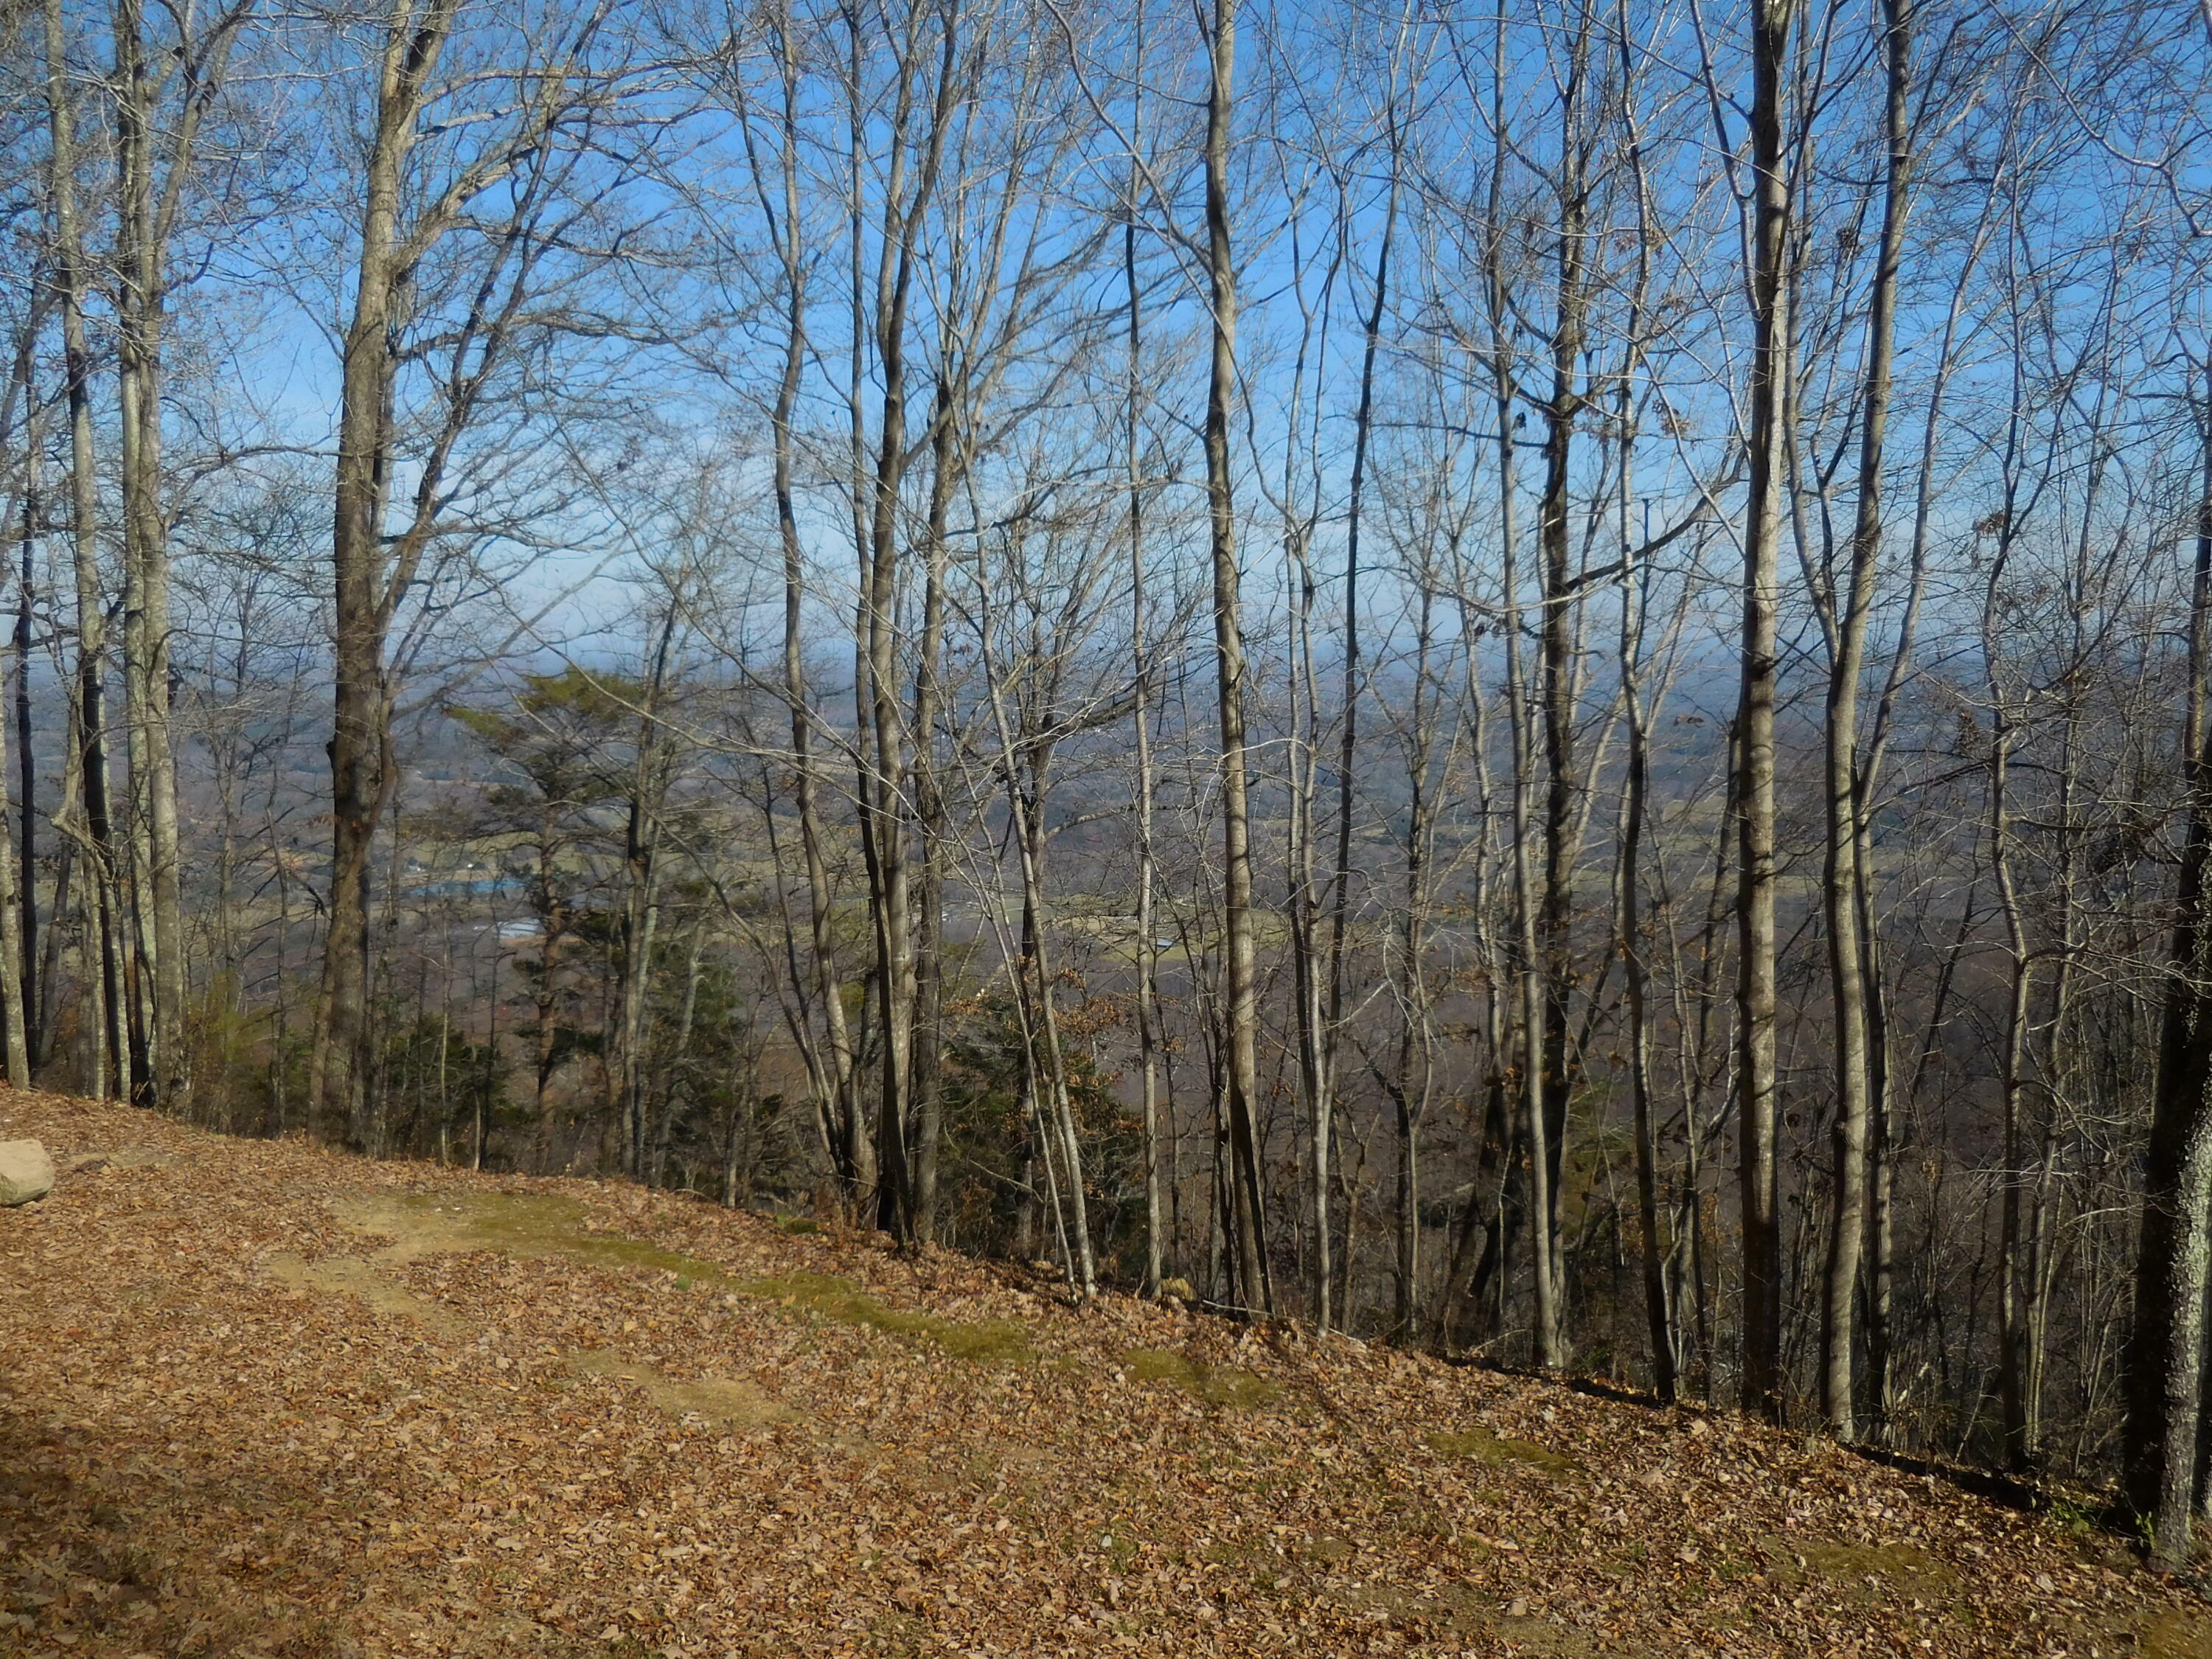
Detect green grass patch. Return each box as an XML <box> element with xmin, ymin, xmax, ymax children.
<box><xmin>2144</xmin><ymin>1610</ymin><xmax>2212</xmax><ymax>1659</ymax></box>
<box><xmin>335</xmin><ymin>1191</ymin><xmax>1030</xmax><ymax>1363</ymax></box>
<box><xmin>1425</xmin><ymin>1425</ymin><xmax>1583</xmax><ymax>1478</ymax></box>
<box><xmin>1757</xmin><ymin>1535</ymin><xmax>1958</xmax><ymax>1607</ymax></box>
<box><xmin>737</xmin><ymin>1270</ymin><xmax>1031</xmax><ymax>1363</ymax></box>
<box><xmin>342</xmin><ymin>1192</ymin><xmax>731</xmax><ymax>1284</ymax></box>
<box><xmin>1124</xmin><ymin>1348</ymin><xmax>1281</xmax><ymax>1411</ymax></box>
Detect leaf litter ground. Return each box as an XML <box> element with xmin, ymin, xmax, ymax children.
<box><xmin>0</xmin><ymin>1091</ymin><xmax>2201</xmax><ymax>1658</ymax></box>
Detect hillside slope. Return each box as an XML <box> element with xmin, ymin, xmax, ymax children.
<box><xmin>0</xmin><ymin>1090</ymin><xmax>2198</xmax><ymax>1659</ymax></box>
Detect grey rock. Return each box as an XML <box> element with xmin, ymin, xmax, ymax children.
<box><xmin>0</xmin><ymin>1138</ymin><xmax>53</xmax><ymax>1206</ymax></box>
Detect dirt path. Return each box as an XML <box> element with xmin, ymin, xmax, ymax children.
<box><xmin>0</xmin><ymin>1091</ymin><xmax>2196</xmax><ymax>1658</ymax></box>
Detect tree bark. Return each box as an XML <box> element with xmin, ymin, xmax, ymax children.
<box><xmin>619</xmin><ymin>621</ymin><xmax>675</xmax><ymax>1180</ymax></box>
<box><xmin>0</xmin><ymin>465</ymin><xmax>31</xmax><ymax>1088</ymax></box>
<box><xmin>1325</xmin><ymin>147</ymin><xmax>1399</xmax><ymax>1335</ymax></box>
<box><xmin>15</xmin><ymin>540</ymin><xmax>35</xmax><ymax>1079</ymax></box>
<box><xmin>1818</xmin><ymin>0</ymin><xmax>1910</xmax><ymax>1439</ymax></box>
<box><xmin>1534</xmin><ymin>2</ymin><xmax>1593</xmax><ymax>1374</ymax></box>
<box><xmin>1390</xmin><ymin>577</ymin><xmax>1441</xmax><ymax>1343</ymax></box>
<box><xmin>1200</xmin><ymin>0</ymin><xmax>1268</xmax><ymax>1316</ymax></box>
<box><xmin>1611</xmin><ymin>6</ymin><xmax>1672</xmax><ymax>1402</ymax></box>
<box><xmin>2123</xmin><ymin>360</ymin><xmax>2212</xmax><ymax>1558</ymax></box>
<box><xmin>313</xmin><ymin>0</ymin><xmax>464</xmax><ymax>1146</ymax></box>
<box><xmin>1484</xmin><ymin>3</ymin><xmax>1559</xmax><ymax>1370</ymax></box>
<box><xmin>1736</xmin><ymin>0</ymin><xmax>1795</xmax><ymax>1424</ymax></box>
<box><xmin>43</xmin><ymin>0</ymin><xmax>125</xmax><ymax>1103</ymax></box>
<box><xmin>1124</xmin><ymin>40</ymin><xmax>1164</xmax><ymax>1295</ymax></box>
<box><xmin>852</xmin><ymin>7</ymin><xmax>959</xmax><ymax>1238</ymax></box>
<box><xmin>313</xmin><ymin>0</ymin><xmax>584</xmax><ymax>1145</ymax></box>
<box><xmin>737</xmin><ymin>0</ymin><xmax>863</xmax><ymax>1208</ymax></box>
<box><xmin>0</xmin><ymin>321</ymin><xmax>44</xmax><ymax>1093</ymax></box>
<box><xmin>906</xmin><ymin>366</ymin><xmax>959</xmax><ymax>1244</ymax></box>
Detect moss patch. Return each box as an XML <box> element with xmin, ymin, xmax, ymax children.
<box><xmin>1486</xmin><ymin>1613</ymin><xmax>1596</xmax><ymax>1655</ymax></box>
<box><xmin>738</xmin><ymin>1270</ymin><xmax>1032</xmax><ymax>1364</ymax></box>
<box><xmin>1757</xmin><ymin>1536</ymin><xmax>1958</xmax><ymax>1606</ymax></box>
<box><xmin>330</xmin><ymin>1192</ymin><xmax>730</xmax><ymax>1283</ymax></box>
<box><xmin>262</xmin><ymin>1251</ymin><xmax>470</xmax><ymax>1336</ymax></box>
<box><xmin>567</xmin><ymin>1348</ymin><xmax>787</xmax><ymax>1429</ymax></box>
<box><xmin>1124</xmin><ymin>1348</ymin><xmax>1281</xmax><ymax>1411</ymax></box>
<box><xmin>2143</xmin><ymin>1610</ymin><xmax>2212</xmax><ymax>1659</ymax></box>
<box><xmin>329</xmin><ymin>1194</ymin><xmax>1032</xmax><ymax>1365</ymax></box>
<box><xmin>1425</xmin><ymin>1425</ymin><xmax>1583</xmax><ymax>1478</ymax></box>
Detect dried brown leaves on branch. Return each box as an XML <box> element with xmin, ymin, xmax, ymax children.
<box><xmin>0</xmin><ymin>1091</ymin><xmax>2197</xmax><ymax>1658</ymax></box>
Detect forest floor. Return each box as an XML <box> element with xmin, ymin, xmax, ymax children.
<box><xmin>0</xmin><ymin>1089</ymin><xmax>2203</xmax><ymax>1659</ymax></box>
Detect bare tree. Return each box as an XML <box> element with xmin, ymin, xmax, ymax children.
<box><xmin>2124</xmin><ymin>357</ymin><xmax>2212</xmax><ymax>1565</ymax></box>
<box><xmin>310</xmin><ymin>0</ymin><xmax>618</xmax><ymax>1145</ymax></box>
<box><xmin>109</xmin><ymin>0</ymin><xmax>256</xmax><ymax>1113</ymax></box>
<box><xmin>41</xmin><ymin>0</ymin><xmax>128</xmax><ymax>1101</ymax></box>
<box><xmin>1200</xmin><ymin>0</ymin><xmax>1268</xmax><ymax>1315</ymax></box>
<box><xmin>1817</xmin><ymin>0</ymin><xmax>1913</xmax><ymax>1441</ymax></box>
<box><xmin>1733</xmin><ymin>0</ymin><xmax>1795</xmax><ymax>1423</ymax></box>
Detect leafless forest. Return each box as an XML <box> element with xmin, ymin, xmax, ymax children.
<box><xmin>7</xmin><ymin>0</ymin><xmax>2212</xmax><ymax>1562</ymax></box>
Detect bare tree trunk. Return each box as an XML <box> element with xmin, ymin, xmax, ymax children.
<box><xmin>113</xmin><ymin>0</ymin><xmax>166</xmax><ymax>1110</ymax></box>
<box><xmin>832</xmin><ymin>17</ymin><xmax>883</xmax><ymax>1217</ymax></box>
<box><xmin>1124</xmin><ymin>66</ymin><xmax>1164</xmax><ymax>1294</ymax></box>
<box><xmin>1200</xmin><ymin>0</ymin><xmax>1268</xmax><ymax>1315</ymax></box>
<box><xmin>740</xmin><ymin>1</ymin><xmax>863</xmax><ymax>1208</ymax></box>
<box><xmin>1818</xmin><ymin>0</ymin><xmax>1910</xmax><ymax>1439</ymax></box>
<box><xmin>1857</xmin><ymin>178</ymin><xmax>1991</xmax><ymax>1437</ymax></box>
<box><xmin>1984</xmin><ymin>554</ymin><xmax>2035</xmax><ymax>1472</ymax></box>
<box><xmin>0</xmin><ymin>347</ymin><xmax>42</xmax><ymax>1092</ymax></box>
<box><xmin>1609</xmin><ymin>7</ymin><xmax>1672</xmax><ymax>1400</ymax></box>
<box><xmin>1482</xmin><ymin>5</ymin><xmax>1559</xmax><ymax>1370</ymax></box>
<box><xmin>1276</xmin><ymin>179</ymin><xmax>1331</xmax><ymax>1328</ymax></box>
<box><xmin>1287</xmin><ymin>411</ymin><xmax>1326</xmax><ymax>1325</ymax></box>
<box><xmin>851</xmin><ymin>7</ymin><xmax>959</xmax><ymax>1238</ymax></box>
<box><xmin>14</xmin><ymin>358</ymin><xmax>38</xmax><ymax>1076</ymax></box>
<box><xmin>973</xmin><ymin>624</ymin><xmax>1091</xmax><ymax>1295</ymax></box>
<box><xmin>1324</xmin><ymin>145</ymin><xmax>1400</xmax><ymax>1335</ymax></box>
<box><xmin>113</xmin><ymin>0</ymin><xmax>248</xmax><ymax>1113</ymax></box>
<box><xmin>2123</xmin><ymin>361</ymin><xmax>2212</xmax><ymax>1559</ymax></box>
<box><xmin>1389</xmin><ymin>577</ymin><xmax>1441</xmax><ymax>1343</ymax></box>
<box><xmin>1736</xmin><ymin>0</ymin><xmax>1796</xmax><ymax>1423</ymax></box>
<box><xmin>654</xmin><ymin>922</ymin><xmax>704</xmax><ymax>1191</ymax></box>
<box><xmin>619</xmin><ymin>613</ymin><xmax>676</xmax><ymax>1178</ymax></box>
<box><xmin>0</xmin><ymin>491</ymin><xmax>29</xmax><ymax>1088</ymax></box>
<box><xmin>1533</xmin><ymin>1</ymin><xmax>1593</xmax><ymax>1374</ymax></box>
<box><xmin>313</xmin><ymin>1</ymin><xmax>588</xmax><ymax>1147</ymax></box>
<box><xmin>1619</xmin><ymin>536</ymin><xmax>1668</xmax><ymax>1397</ymax></box>
<box><xmin>1018</xmin><ymin>790</ymin><xmax>1095</xmax><ymax>1297</ymax></box>
<box><xmin>1442</xmin><ymin>584</ymin><xmax>1511</xmax><ymax>1351</ymax></box>
<box><xmin>67</xmin><ymin>856</ymin><xmax>102</xmax><ymax>1094</ymax></box>
<box><xmin>313</xmin><ymin>0</ymin><xmax>463</xmax><ymax>1146</ymax></box>
<box><xmin>907</xmin><ymin>371</ymin><xmax>959</xmax><ymax>1243</ymax></box>
<box><xmin>116</xmin><ymin>6</ymin><xmax>163</xmax><ymax>1112</ymax></box>
<box><xmin>43</xmin><ymin>0</ymin><xmax>122</xmax><ymax>1103</ymax></box>
<box><xmin>1613</xmin><ymin>133</ymin><xmax>1670</xmax><ymax>1406</ymax></box>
